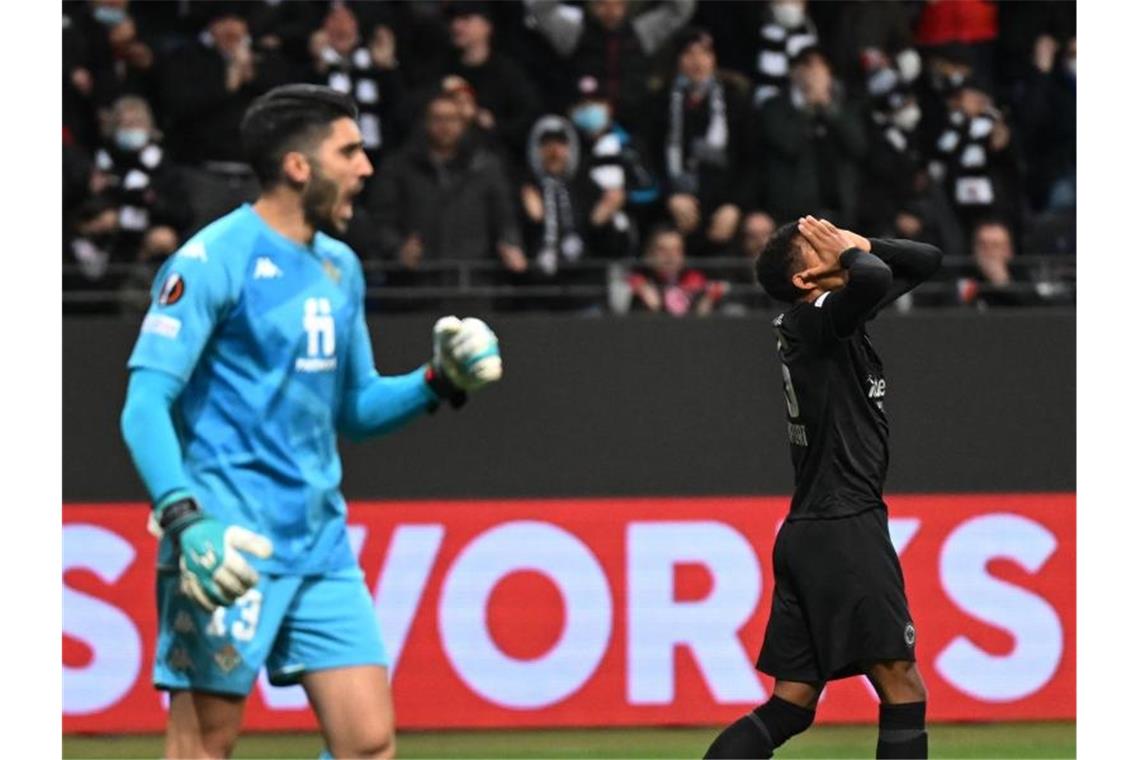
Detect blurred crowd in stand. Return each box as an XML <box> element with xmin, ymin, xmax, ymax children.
<box><xmin>63</xmin><ymin>0</ymin><xmax>1076</xmax><ymax>314</ymax></box>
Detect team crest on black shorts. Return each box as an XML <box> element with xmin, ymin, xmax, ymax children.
<box><xmin>904</xmin><ymin>623</ymin><xmax>917</xmax><ymax>647</ymax></box>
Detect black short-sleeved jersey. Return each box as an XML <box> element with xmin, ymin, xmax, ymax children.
<box><xmin>766</xmin><ymin>238</ymin><xmax>943</xmax><ymax>520</ymax></box>
<box><xmin>773</xmin><ymin>296</ymin><xmax>889</xmax><ymax>519</ymax></box>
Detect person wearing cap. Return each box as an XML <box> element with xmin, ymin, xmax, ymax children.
<box><xmin>752</xmin><ymin>46</ymin><xmax>866</xmax><ymax>229</ymax></box>
<box><xmin>653</xmin><ymin>27</ymin><xmax>751</xmax><ymax>257</ymax></box>
<box><xmin>567</xmin><ymin>75</ymin><xmax>659</xmax><ymax>243</ymax></box>
<box><xmin>518</xmin><ymin>114</ymin><xmax>634</xmax><ymax>311</ymax></box>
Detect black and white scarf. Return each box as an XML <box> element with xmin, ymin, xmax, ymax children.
<box><xmin>753</xmin><ymin>20</ymin><xmax>818</xmax><ymax>107</ymax></box>
<box><xmin>537</xmin><ymin>177</ymin><xmax>583</xmax><ymax>275</ymax></box>
<box><xmin>322</xmin><ymin>46</ymin><xmax>386</xmax><ymax>150</ymax></box>
<box><xmin>95</xmin><ymin>142</ymin><xmax>165</xmax><ymax>234</ymax></box>
<box><xmin>932</xmin><ymin>110</ymin><xmax>999</xmax><ymax>207</ymax></box>
<box><xmin>666</xmin><ymin>77</ymin><xmax>728</xmax><ymax>196</ymax></box>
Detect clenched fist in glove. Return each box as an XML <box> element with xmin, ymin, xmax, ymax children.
<box><xmin>425</xmin><ymin>316</ymin><xmax>503</xmax><ymax>407</ymax></box>
<box><xmin>150</xmin><ymin>491</ymin><xmax>274</xmax><ymax>612</ymax></box>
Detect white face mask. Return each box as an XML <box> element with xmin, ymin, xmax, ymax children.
<box><xmin>771</xmin><ymin>2</ymin><xmax>805</xmax><ymax>29</ymax></box>
<box><xmin>892</xmin><ymin>103</ymin><xmax>921</xmax><ymax>132</ymax></box>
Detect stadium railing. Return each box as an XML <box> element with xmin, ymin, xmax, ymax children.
<box><xmin>61</xmin><ymin>255</ymin><xmax>1076</xmax><ymax>311</ymax></box>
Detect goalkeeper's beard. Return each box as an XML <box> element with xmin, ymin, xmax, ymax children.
<box><xmin>299</xmin><ymin>163</ymin><xmax>345</xmax><ymax>236</ymax></box>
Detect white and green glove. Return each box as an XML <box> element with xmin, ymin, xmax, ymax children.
<box><xmin>151</xmin><ymin>492</ymin><xmax>274</xmax><ymax>611</ymax></box>
<box><xmin>426</xmin><ymin>316</ymin><xmax>503</xmax><ymax>406</ymax></box>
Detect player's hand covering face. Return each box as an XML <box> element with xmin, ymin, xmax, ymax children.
<box><xmin>794</xmin><ymin>216</ymin><xmax>856</xmax><ymax>293</ymax></box>
<box><xmin>301</xmin><ymin>117</ymin><xmax>373</xmax><ymax>235</ymax></box>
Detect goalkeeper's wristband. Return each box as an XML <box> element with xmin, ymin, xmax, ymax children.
<box><xmin>424</xmin><ymin>364</ymin><xmax>468</xmax><ymax>410</ymax></box>
<box><xmin>153</xmin><ymin>490</ymin><xmax>204</xmax><ymax>539</ymax></box>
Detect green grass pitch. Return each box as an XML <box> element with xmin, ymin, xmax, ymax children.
<box><xmin>63</xmin><ymin>722</ymin><xmax>1074</xmax><ymax>759</ymax></box>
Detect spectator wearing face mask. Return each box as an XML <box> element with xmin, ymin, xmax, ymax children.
<box><xmin>65</xmin><ymin>0</ymin><xmax>158</xmax><ymax>146</ymax></box>
<box><xmin>90</xmin><ymin>95</ymin><xmax>190</xmax><ymax>269</ymax></box>
<box><xmin>858</xmin><ymin>69</ymin><xmax>924</xmax><ymax>236</ymax></box>
<box><xmin>653</xmin><ymin>28</ymin><xmax>751</xmax><ymax>257</ymax></box>
<box><xmin>307</xmin><ymin>4</ymin><xmax>406</xmax><ymax>169</ymax></box>
<box><xmin>525</xmin><ymin>0</ymin><xmax>696</xmax><ymax>134</ymax></box>
<box><xmin>517</xmin><ymin>116</ymin><xmax>631</xmax><ymax>312</ymax></box>
<box><xmin>626</xmin><ymin>224</ymin><xmax>725</xmax><ymax>316</ymax></box>
<box><xmin>567</xmin><ymin>77</ymin><xmax>657</xmax><ymax>244</ymax></box>
<box><xmin>752</xmin><ymin>47</ymin><xmax>866</xmax><ymax>229</ymax></box>
<box><xmin>752</xmin><ymin>0</ymin><xmax>820</xmax><ymax>108</ymax></box>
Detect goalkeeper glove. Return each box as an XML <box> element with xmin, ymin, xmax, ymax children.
<box><xmin>426</xmin><ymin>316</ymin><xmax>503</xmax><ymax>406</ymax></box>
<box><xmin>151</xmin><ymin>491</ymin><xmax>274</xmax><ymax>612</ymax></box>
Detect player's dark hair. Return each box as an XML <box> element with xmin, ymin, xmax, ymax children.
<box><xmin>755</xmin><ymin>221</ymin><xmax>806</xmax><ymax>303</ymax></box>
<box><xmin>240</xmin><ymin>84</ymin><xmax>359</xmax><ymax>187</ymax></box>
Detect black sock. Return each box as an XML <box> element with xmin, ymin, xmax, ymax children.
<box><xmin>876</xmin><ymin>701</ymin><xmax>927</xmax><ymax>759</ymax></box>
<box><xmin>704</xmin><ymin>696</ymin><xmax>815</xmax><ymax>759</ymax></box>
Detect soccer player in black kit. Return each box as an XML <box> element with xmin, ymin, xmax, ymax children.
<box><xmin>704</xmin><ymin>216</ymin><xmax>942</xmax><ymax>759</ymax></box>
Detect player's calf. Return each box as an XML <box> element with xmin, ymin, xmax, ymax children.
<box><xmin>866</xmin><ymin>661</ymin><xmax>928</xmax><ymax>759</ymax></box>
<box><xmin>166</xmin><ymin>690</ymin><xmax>245</xmax><ymax>759</ymax></box>
<box><xmin>704</xmin><ymin>681</ymin><xmax>820</xmax><ymax>759</ymax></box>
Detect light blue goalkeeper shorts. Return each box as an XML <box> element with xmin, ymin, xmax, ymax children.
<box><xmin>153</xmin><ymin>566</ymin><xmax>388</xmax><ymax>696</ymax></box>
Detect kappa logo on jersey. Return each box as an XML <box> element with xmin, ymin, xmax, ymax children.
<box><xmin>253</xmin><ymin>257</ymin><xmax>283</xmax><ymax>279</ymax></box>
<box><xmin>157</xmin><ymin>272</ymin><xmax>185</xmax><ymax>306</ymax></box>
<box><xmin>295</xmin><ymin>297</ymin><xmax>337</xmax><ymax>373</ymax></box>
<box><xmin>178</xmin><ymin>241</ymin><xmax>207</xmax><ymax>262</ymax></box>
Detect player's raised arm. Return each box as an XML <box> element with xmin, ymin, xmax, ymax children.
<box><xmin>337</xmin><ymin>272</ymin><xmax>503</xmax><ymax>439</ymax></box>
<box><xmin>867</xmin><ymin>237</ymin><xmax>944</xmax><ymax>309</ymax></box>
<box><xmin>795</xmin><ymin>216</ymin><xmax>892</xmax><ymax>338</ymax></box>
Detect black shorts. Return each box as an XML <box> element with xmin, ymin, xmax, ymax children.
<box><xmin>757</xmin><ymin>507</ymin><xmax>916</xmax><ymax>683</ymax></box>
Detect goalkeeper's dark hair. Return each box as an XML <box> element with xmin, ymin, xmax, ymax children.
<box><xmin>240</xmin><ymin>84</ymin><xmax>359</xmax><ymax>187</ymax></box>
<box><xmin>754</xmin><ymin>221</ymin><xmax>807</xmax><ymax>303</ymax></box>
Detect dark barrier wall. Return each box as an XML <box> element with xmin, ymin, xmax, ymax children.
<box><xmin>64</xmin><ymin>310</ymin><xmax>1075</xmax><ymax>501</ymax></box>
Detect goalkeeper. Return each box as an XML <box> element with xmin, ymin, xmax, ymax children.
<box><xmin>119</xmin><ymin>84</ymin><xmax>501</xmax><ymax>759</ymax></box>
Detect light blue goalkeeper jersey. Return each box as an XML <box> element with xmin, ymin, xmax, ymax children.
<box><xmin>128</xmin><ymin>204</ymin><xmax>382</xmax><ymax>575</ymax></box>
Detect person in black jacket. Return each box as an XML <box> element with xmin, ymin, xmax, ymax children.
<box><xmin>653</xmin><ymin>28</ymin><xmax>751</xmax><ymax>257</ymax></box>
<box><xmin>752</xmin><ymin>47</ymin><xmax>866</xmax><ymax>228</ymax></box>
<box><xmin>157</xmin><ymin>3</ymin><xmax>290</xmax><ymax>230</ymax></box>
<box><xmin>364</xmin><ymin>92</ymin><xmax>523</xmax><ymax>306</ymax></box>
<box><xmin>1016</xmin><ymin>35</ymin><xmax>1075</xmax><ymax>212</ymax></box>
<box><xmin>305</xmin><ymin>3</ymin><xmax>407</xmax><ymax>171</ymax></box>
<box><xmin>436</xmin><ymin>1</ymin><xmax>542</xmax><ymax>162</ymax></box>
